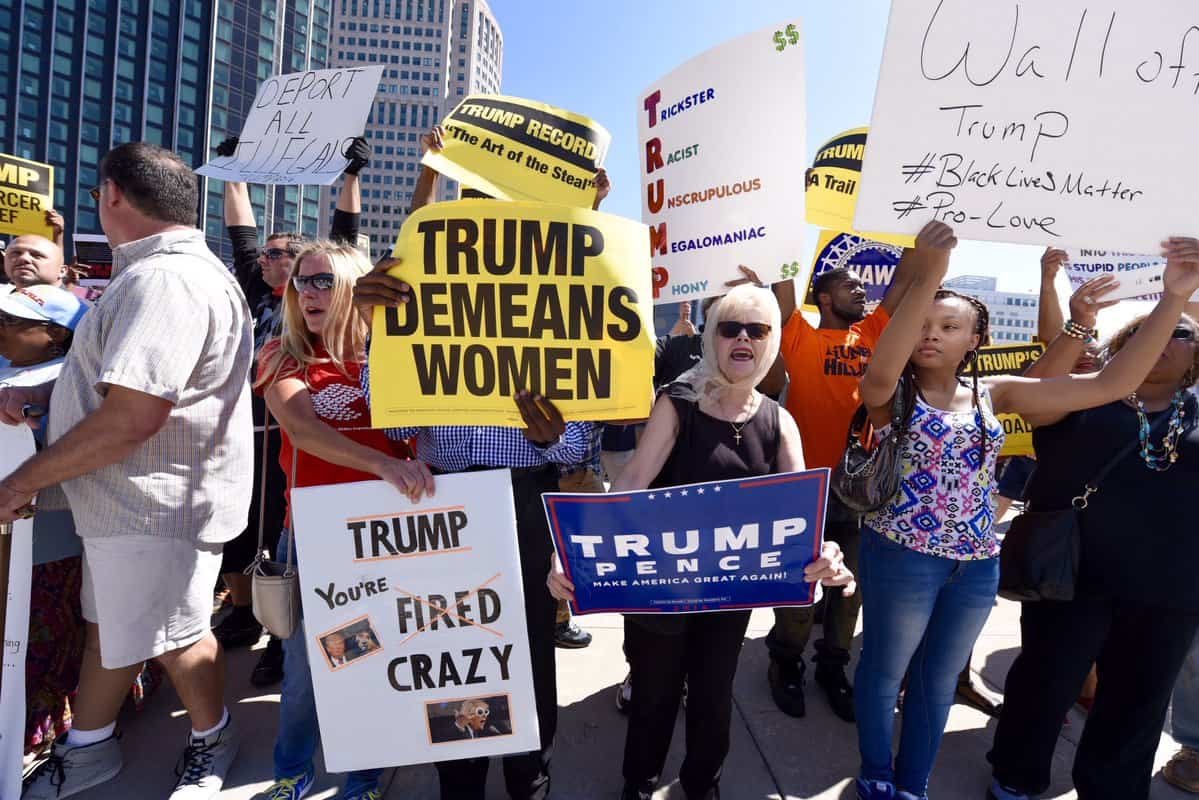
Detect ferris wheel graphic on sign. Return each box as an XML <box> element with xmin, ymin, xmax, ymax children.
<box><xmin>802</xmin><ymin>232</ymin><xmax>903</xmax><ymax>314</ymax></box>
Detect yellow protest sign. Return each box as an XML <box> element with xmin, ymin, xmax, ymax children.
<box><xmin>806</xmin><ymin>128</ymin><xmax>912</xmax><ymax>248</ymax></box>
<box><xmin>423</xmin><ymin>95</ymin><xmax>611</xmax><ymax>208</ymax></box>
<box><xmin>973</xmin><ymin>342</ymin><xmax>1045</xmax><ymax>457</ymax></box>
<box><xmin>0</xmin><ymin>153</ymin><xmax>54</xmax><ymax>239</ymax></box>
<box><xmin>368</xmin><ymin>200</ymin><xmax>654</xmax><ymax>428</ymax></box>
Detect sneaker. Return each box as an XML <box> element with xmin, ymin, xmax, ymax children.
<box><xmin>251</xmin><ymin>636</ymin><xmax>285</xmax><ymax>687</ymax></box>
<box><xmin>814</xmin><ymin>663</ymin><xmax>856</xmax><ymax>722</ymax></box>
<box><xmin>855</xmin><ymin>778</ymin><xmax>896</xmax><ymax>799</ymax></box>
<box><xmin>213</xmin><ymin>607</ymin><xmax>264</xmax><ymax>649</ymax></box>
<box><xmin>768</xmin><ymin>659</ymin><xmax>807</xmax><ymax>718</ymax></box>
<box><xmin>169</xmin><ymin>716</ymin><xmax>240</xmax><ymax>798</ymax></box>
<box><xmin>615</xmin><ymin>670</ymin><xmax>633</xmax><ymax>714</ymax></box>
<box><xmin>22</xmin><ymin>736</ymin><xmax>122</xmax><ymax>799</ymax></box>
<box><xmin>255</xmin><ymin>770</ymin><xmax>316</xmax><ymax>800</ymax></box>
<box><xmin>1164</xmin><ymin>746</ymin><xmax>1199</xmax><ymax>793</ymax></box>
<box><xmin>554</xmin><ymin>619</ymin><xmax>592</xmax><ymax>649</ymax></box>
<box><xmin>338</xmin><ymin>789</ymin><xmax>381</xmax><ymax>800</ymax></box>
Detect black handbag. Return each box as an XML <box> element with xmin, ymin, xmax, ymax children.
<box><xmin>832</xmin><ymin>375</ymin><xmax>917</xmax><ymax>513</ymax></box>
<box><xmin>998</xmin><ymin>413</ymin><xmax>1172</xmax><ymax>603</ymax></box>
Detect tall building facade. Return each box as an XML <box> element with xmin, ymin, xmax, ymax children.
<box><xmin>943</xmin><ymin>275</ymin><xmax>1040</xmax><ymax>343</ymax></box>
<box><xmin>0</xmin><ymin>0</ymin><xmax>333</xmax><ymax>261</ymax></box>
<box><xmin>326</xmin><ymin>0</ymin><xmax>503</xmax><ymax>257</ymax></box>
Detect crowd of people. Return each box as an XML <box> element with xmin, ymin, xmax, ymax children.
<box><xmin>2</xmin><ymin>123</ymin><xmax>1199</xmax><ymax>800</ymax></box>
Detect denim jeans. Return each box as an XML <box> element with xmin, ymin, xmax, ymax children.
<box><xmin>854</xmin><ymin>528</ymin><xmax>999</xmax><ymax>796</ymax></box>
<box><xmin>273</xmin><ymin>532</ymin><xmax>383</xmax><ymax>795</ymax></box>
<box><xmin>1172</xmin><ymin>630</ymin><xmax>1199</xmax><ymax>749</ymax></box>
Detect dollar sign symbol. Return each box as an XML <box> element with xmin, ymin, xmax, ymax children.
<box><xmin>773</xmin><ymin>30</ymin><xmax>786</xmax><ymax>52</ymax></box>
<box><xmin>787</xmin><ymin>23</ymin><xmax>799</xmax><ymax>45</ymax></box>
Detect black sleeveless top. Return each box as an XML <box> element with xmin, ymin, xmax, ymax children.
<box><xmin>628</xmin><ymin>385</ymin><xmax>781</xmax><ymax>633</ymax></box>
<box><xmin>1025</xmin><ymin>397</ymin><xmax>1199</xmax><ymax>611</ymax></box>
<box><xmin>651</xmin><ymin>384</ymin><xmax>781</xmax><ymax>489</ymax></box>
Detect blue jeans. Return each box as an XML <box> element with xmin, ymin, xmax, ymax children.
<box><xmin>854</xmin><ymin>528</ymin><xmax>999</xmax><ymax>796</ymax></box>
<box><xmin>1173</xmin><ymin>634</ymin><xmax>1199</xmax><ymax>750</ymax></box>
<box><xmin>273</xmin><ymin>533</ymin><xmax>383</xmax><ymax>794</ymax></box>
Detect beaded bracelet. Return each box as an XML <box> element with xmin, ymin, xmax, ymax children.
<box><xmin>1063</xmin><ymin>319</ymin><xmax>1097</xmax><ymax>341</ymax></box>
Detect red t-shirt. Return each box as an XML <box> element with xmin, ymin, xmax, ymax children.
<box><xmin>258</xmin><ymin>341</ymin><xmax>409</xmax><ymax>520</ymax></box>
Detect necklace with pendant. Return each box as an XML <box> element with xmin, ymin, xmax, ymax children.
<box><xmin>1129</xmin><ymin>391</ymin><xmax>1187</xmax><ymax>472</ymax></box>
<box><xmin>730</xmin><ymin>418</ymin><xmax>749</xmax><ymax>446</ymax></box>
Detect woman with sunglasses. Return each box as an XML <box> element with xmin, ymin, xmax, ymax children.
<box><xmin>255</xmin><ymin>241</ymin><xmax>432</xmax><ymax>800</ymax></box>
<box><xmin>987</xmin><ymin>304</ymin><xmax>1199</xmax><ymax>798</ymax></box>
<box><xmin>548</xmin><ymin>284</ymin><xmax>855</xmax><ymax>800</ymax></box>
<box><xmin>851</xmin><ymin>223</ymin><xmax>1199</xmax><ymax>800</ymax></box>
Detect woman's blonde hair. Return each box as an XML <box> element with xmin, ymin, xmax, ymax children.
<box><xmin>1105</xmin><ymin>312</ymin><xmax>1199</xmax><ymax>389</ymax></box>
<box><xmin>255</xmin><ymin>240</ymin><xmax>372</xmax><ymax>390</ymax></box>
<box><xmin>674</xmin><ymin>284</ymin><xmax>782</xmax><ymax>405</ymax></box>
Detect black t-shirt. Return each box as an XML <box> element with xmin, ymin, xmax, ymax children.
<box><xmin>1025</xmin><ymin>397</ymin><xmax>1199</xmax><ymax>610</ymax></box>
<box><xmin>654</xmin><ymin>334</ymin><xmax>703</xmax><ymax>388</ymax></box>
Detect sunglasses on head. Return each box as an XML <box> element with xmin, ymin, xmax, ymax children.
<box><xmin>292</xmin><ymin>272</ymin><xmax>335</xmax><ymax>292</ymax></box>
<box><xmin>263</xmin><ymin>247</ymin><xmax>296</xmax><ymax>260</ymax></box>
<box><xmin>716</xmin><ymin>321</ymin><xmax>772</xmax><ymax>340</ymax></box>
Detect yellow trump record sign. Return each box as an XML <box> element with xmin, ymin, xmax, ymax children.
<box><xmin>368</xmin><ymin>200</ymin><xmax>655</xmax><ymax>428</ymax></box>
<box><xmin>423</xmin><ymin>95</ymin><xmax>611</xmax><ymax>209</ymax></box>
<box><xmin>807</xmin><ymin>127</ymin><xmax>913</xmax><ymax>248</ymax></box>
<box><xmin>972</xmin><ymin>342</ymin><xmax>1046</xmax><ymax>457</ymax></box>
<box><xmin>0</xmin><ymin>152</ymin><xmax>55</xmax><ymax>239</ymax></box>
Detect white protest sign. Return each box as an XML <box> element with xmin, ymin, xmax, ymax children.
<box><xmin>1066</xmin><ymin>249</ymin><xmax>1167</xmax><ymax>301</ymax></box>
<box><xmin>855</xmin><ymin>1</ymin><xmax>1199</xmax><ymax>252</ymax></box>
<box><xmin>639</xmin><ymin>22</ymin><xmax>806</xmax><ymax>304</ymax></box>
<box><xmin>289</xmin><ymin>470</ymin><xmax>538</xmax><ymax>771</ymax></box>
<box><xmin>1</xmin><ymin>426</ymin><xmax>38</xmax><ymax>800</ymax></box>
<box><xmin>196</xmin><ymin>65</ymin><xmax>384</xmax><ymax>185</ymax></box>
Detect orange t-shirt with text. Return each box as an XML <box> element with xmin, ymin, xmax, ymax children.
<box><xmin>780</xmin><ymin>307</ymin><xmax>890</xmax><ymax>470</ymax></box>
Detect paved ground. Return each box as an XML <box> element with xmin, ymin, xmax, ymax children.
<box><xmin>59</xmin><ymin>596</ymin><xmax>1191</xmax><ymax>800</ymax></box>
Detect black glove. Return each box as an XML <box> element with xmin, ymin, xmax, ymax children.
<box><xmin>343</xmin><ymin>136</ymin><xmax>371</xmax><ymax>175</ymax></box>
<box><xmin>216</xmin><ymin>136</ymin><xmax>239</xmax><ymax>158</ymax></box>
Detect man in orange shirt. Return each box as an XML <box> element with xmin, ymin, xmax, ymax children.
<box><xmin>761</xmin><ymin>252</ymin><xmax>922</xmax><ymax>723</ymax></box>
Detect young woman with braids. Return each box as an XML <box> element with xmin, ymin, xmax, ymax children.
<box><xmin>851</xmin><ymin>222</ymin><xmax>1199</xmax><ymax>800</ymax></box>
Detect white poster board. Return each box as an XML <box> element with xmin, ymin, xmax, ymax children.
<box><xmin>289</xmin><ymin>470</ymin><xmax>539</xmax><ymax>771</ymax></box>
<box><xmin>1</xmin><ymin>425</ymin><xmax>38</xmax><ymax>800</ymax></box>
<box><xmin>855</xmin><ymin>1</ymin><xmax>1199</xmax><ymax>252</ymax></box>
<box><xmin>639</xmin><ymin>22</ymin><xmax>806</xmax><ymax>304</ymax></box>
<box><xmin>196</xmin><ymin>66</ymin><xmax>384</xmax><ymax>185</ymax></box>
<box><xmin>1065</xmin><ymin>250</ymin><xmax>1168</xmax><ymax>301</ymax></box>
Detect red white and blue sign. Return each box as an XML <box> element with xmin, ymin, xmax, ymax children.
<box><xmin>543</xmin><ymin>470</ymin><xmax>829</xmax><ymax>615</ymax></box>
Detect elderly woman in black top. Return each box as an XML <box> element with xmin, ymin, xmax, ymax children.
<box><xmin>988</xmin><ymin>238</ymin><xmax>1199</xmax><ymax>800</ymax></box>
<box><xmin>549</xmin><ymin>284</ymin><xmax>854</xmax><ymax>800</ymax></box>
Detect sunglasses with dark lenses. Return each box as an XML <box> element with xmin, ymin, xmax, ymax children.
<box><xmin>716</xmin><ymin>321</ymin><xmax>772</xmax><ymax>340</ymax></box>
<box><xmin>292</xmin><ymin>273</ymin><xmax>336</xmax><ymax>292</ymax></box>
<box><xmin>263</xmin><ymin>247</ymin><xmax>296</xmax><ymax>260</ymax></box>
<box><xmin>1128</xmin><ymin>324</ymin><xmax>1196</xmax><ymax>341</ymax></box>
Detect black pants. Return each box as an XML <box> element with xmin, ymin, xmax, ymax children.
<box><xmin>220</xmin><ymin>426</ymin><xmax>286</xmax><ymax>573</ymax></box>
<box><xmin>988</xmin><ymin>594</ymin><xmax>1199</xmax><ymax>799</ymax></box>
<box><xmin>622</xmin><ymin>610</ymin><xmax>752</xmax><ymax>798</ymax></box>
<box><xmin>434</xmin><ymin>466</ymin><xmax>559</xmax><ymax>800</ymax></box>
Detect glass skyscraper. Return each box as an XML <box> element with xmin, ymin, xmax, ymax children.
<box><xmin>0</xmin><ymin>0</ymin><xmax>333</xmax><ymax>261</ymax></box>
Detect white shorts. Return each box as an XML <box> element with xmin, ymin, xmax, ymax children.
<box><xmin>81</xmin><ymin>535</ymin><xmax>223</xmax><ymax>669</ymax></box>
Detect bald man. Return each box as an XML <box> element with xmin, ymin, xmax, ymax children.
<box><xmin>4</xmin><ymin>234</ymin><xmax>65</xmax><ymax>288</ymax></box>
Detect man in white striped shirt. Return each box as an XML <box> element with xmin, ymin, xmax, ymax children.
<box><xmin>2</xmin><ymin>143</ymin><xmax>253</xmax><ymax>800</ymax></box>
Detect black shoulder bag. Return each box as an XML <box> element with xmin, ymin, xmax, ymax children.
<box><xmin>998</xmin><ymin>412</ymin><xmax>1172</xmax><ymax>603</ymax></box>
<box><xmin>832</xmin><ymin>375</ymin><xmax>917</xmax><ymax>513</ymax></box>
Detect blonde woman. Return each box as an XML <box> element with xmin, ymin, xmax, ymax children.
<box><xmin>254</xmin><ymin>241</ymin><xmax>432</xmax><ymax>800</ymax></box>
<box><xmin>549</xmin><ymin>285</ymin><xmax>854</xmax><ymax>800</ymax></box>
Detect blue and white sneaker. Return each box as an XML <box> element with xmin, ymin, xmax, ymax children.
<box><xmin>254</xmin><ymin>769</ymin><xmax>315</xmax><ymax>800</ymax></box>
<box><xmin>338</xmin><ymin>788</ymin><xmax>381</xmax><ymax>800</ymax></box>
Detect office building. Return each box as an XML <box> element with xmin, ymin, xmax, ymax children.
<box><xmin>943</xmin><ymin>275</ymin><xmax>1040</xmax><ymax>343</ymax></box>
<box><xmin>0</xmin><ymin>0</ymin><xmax>333</xmax><ymax>261</ymax></box>
<box><xmin>326</xmin><ymin>0</ymin><xmax>503</xmax><ymax>256</ymax></box>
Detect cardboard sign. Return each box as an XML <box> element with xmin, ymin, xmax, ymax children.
<box><xmin>640</xmin><ymin>22</ymin><xmax>806</xmax><ymax>305</ymax></box>
<box><xmin>855</xmin><ymin>0</ymin><xmax>1199</xmax><ymax>252</ymax></box>
<box><xmin>289</xmin><ymin>471</ymin><xmax>539</xmax><ymax>771</ymax></box>
<box><xmin>1</xmin><ymin>426</ymin><xmax>39</xmax><ymax>800</ymax></box>
<box><xmin>544</xmin><ymin>470</ymin><xmax>828</xmax><ymax>614</ymax></box>
<box><xmin>422</xmin><ymin>95</ymin><xmax>611</xmax><ymax>208</ymax></box>
<box><xmin>0</xmin><ymin>153</ymin><xmax>54</xmax><ymax>239</ymax></box>
<box><xmin>806</xmin><ymin>129</ymin><xmax>913</xmax><ymax>248</ymax></box>
<box><xmin>799</xmin><ymin>231</ymin><xmax>904</xmax><ymax>315</ymax></box>
<box><xmin>974</xmin><ymin>342</ymin><xmax>1045</xmax><ymax>456</ymax></box>
<box><xmin>368</xmin><ymin>200</ymin><xmax>655</xmax><ymax>428</ymax></box>
<box><xmin>196</xmin><ymin>66</ymin><xmax>384</xmax><ymax>185</ymax></box>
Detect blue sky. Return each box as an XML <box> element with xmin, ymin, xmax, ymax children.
<box><xmin>489</xmin><ymin>0</ymin><xmax>1043</xmax><ymax>294</ymax></box>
